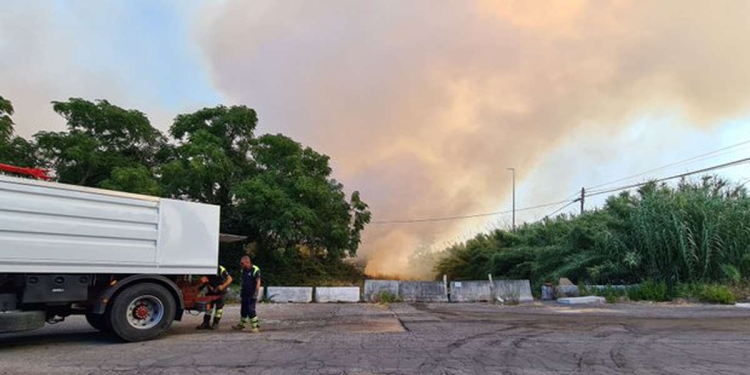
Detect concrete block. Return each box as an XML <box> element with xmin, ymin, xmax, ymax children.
<box><xmin>450</xmin><ymin>281</ymin><xmax>491</xmax><ymax>302</ymax></box>
<box><xmin>557</xmin><ymin>296</ymin><xmax>606</xmax><ymax>305</ymax></box>
<box><xmin>399</xmin><ymin>281</ymin><xmax>448</xmax><ymax>302</ymax></box>
<box><xmin>556</xmin><ymin>285</ymin><xmax>581</xmax><ymax>298</ymax></box>
<box><xmin>315</xmin><ymin>287</ymin><xmax>360</xmax><ymax>303</ymax></box>
<box><xmin>266</xmin><ymin>287</ymin><xmax>313</xmax><ymax>303</ymax></box>
<box><xmin>494</xmin><ymin>280</ymin><xmax>534</xmax><ymax>302</ymax></box>
<box><xmin>541</xmin><ymin>284</ymin><xmax>555</xmax><ymax>300</ymax></box>
<box><xmin>364</xmin><ymin>280</ymin><xmax>400</xmax><ymax>302</ymax></box>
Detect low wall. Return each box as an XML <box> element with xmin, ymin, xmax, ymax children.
<box><xmin>315</xmin><ymin>287</ymin><xmax>360</xmax><ymax>303</ymax></box>
<box><xmin>266</xmin><ymin>287</ymin><xmax>313</xmax><ymax>303</ymax></box>
<box><xmin>399</xmin><ymin>281</ymin><xmax>448</xmax><ymax>302</ymax></box>
<box><xmin>494</xmin><ymin>280</ymin><xmax>534</xmax><ymax>302</ymax></box>
<box><xmin>450</xmin><ymin>281</ymin><xmax>492</xmax><ymax>302</ymax></box>
<box><xmin>363</xmin><ymin>280</ymin><xmax>400</xmax><ymax>302</ymax></box>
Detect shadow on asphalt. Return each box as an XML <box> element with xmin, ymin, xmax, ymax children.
<box><xmin>0</xmin><ymin>330</ymin><xmax>121</xmax><ymax>348</ymax></box>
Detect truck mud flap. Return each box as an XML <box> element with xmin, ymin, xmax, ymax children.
<box><xmin>0</xmin><ymin>310</ymin><xmax>46</xmax><ymax>334</ymax></box>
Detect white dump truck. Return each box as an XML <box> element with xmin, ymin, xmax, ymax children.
<box><xmin>0</xmin><ymin>173</ymin><xmax>226</xmax><ymax>342</ymax></box>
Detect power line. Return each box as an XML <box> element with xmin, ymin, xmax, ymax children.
<box><xmin>543</xmin><ymin>200</ymin><xmax>578</xmax><ymax>218</ymax></box>
<box><xmin>586</xmin><ymin>139</ymin><xmax>750</xmax><ymax>191</ymax></box>
<box><xmin>586</xmin><ymin>156</ymin><xmax>750</xmax><ymax>198</ymax></box>
<box><xmin>372</xmin><ymin>155</ymin><xmax>750</xmax><ymax>226</ymax></box>
<box><xmin>371</xmin><ymin>198</ymin><xmax>575</xmax><ymax>224</ymax></box>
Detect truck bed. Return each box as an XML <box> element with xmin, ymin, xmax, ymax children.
<box><xmin>0</xmin><ymin>175</ymin><xmax>220</xmax><ymax>274</ymax></box>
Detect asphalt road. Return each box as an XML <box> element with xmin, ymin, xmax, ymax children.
<box><xmin>1</xmin><ymin>302</ymin><xmax>749</xmax><ymax>374</ymax></box>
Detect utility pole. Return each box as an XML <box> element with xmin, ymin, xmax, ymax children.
<box><xmin>507</xmin><ymin>168</ymin><xmax>516</xmax><ymax>231</ymax></box>
<box><xmin>580</xmin><ymin>187</ymin><xmax>585</xmax><ymax>215</ymax></box>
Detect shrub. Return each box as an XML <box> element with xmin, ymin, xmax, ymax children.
<box><xmin>373</xmin><ymin>290</ymin><xmax>400</xmax><ymax>304</ymax></box>
<box><xmin>628</xmin><ymin>280</ymin><xmax>670</xmax><ymax>302</ymax></box>
<box><xmin>694</xmin><ymin>284</ymin><xmax>736</xmax><ymax>305</ymax></box>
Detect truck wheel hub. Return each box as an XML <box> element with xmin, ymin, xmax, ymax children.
<box><xmin>134</xmin><ymin>305</ymin><xmax>150</xmax><ymax>319</ymax></box>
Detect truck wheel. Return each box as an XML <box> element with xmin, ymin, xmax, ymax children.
<box><xmin>109</xmin><ymin>283</ymin><xmax>175</xmax><ymax>342</ymax></box>
<box><xmin>85</xmin><ymin>313</ymin><xmax>110</xmax><ymax>332</ymax></box>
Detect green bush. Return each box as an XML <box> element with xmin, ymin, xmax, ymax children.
<box><xmin>373</xmin><ymin>290</ymin><xmax>401</xmax><ymax>304</ymax></box>
<box><xmin>600</xmin><ymin>286</ymin><xmax>628</xmax><ymax>303</ymax></box>
<box><xmin>627</xmin><ymin>281</ymin><xmax>671</xmax><ymax>302</ymax></box>
<box><xmin>694</xmin><ymin>284</ymin><xmax>736</xmax><ymax>305</ymax></box>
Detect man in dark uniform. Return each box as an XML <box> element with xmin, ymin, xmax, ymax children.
<box><xmin>232</xmin><ymin>255</ymin><xmax>261</xmax><ymax>333</ymax></box>
<box><xmin>197</xmin><ymin>264</ymin><xmax>233</xmax><ymax>330</ymax></box>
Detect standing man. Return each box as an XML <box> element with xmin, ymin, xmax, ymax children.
<box><xmin>233</xmin><ymin>255</ymin><xmax>261</xmax><ymax>333</ymax></box>
<box><xmin>197</xmin><ymin>264</ymin><xmax>233</xmax><ymax>330</ymax></box>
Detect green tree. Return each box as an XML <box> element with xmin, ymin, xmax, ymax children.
<box><xmin>0</xmin><ymin>95</ymin><xmax>13</xmax><ymax>142</ymax></box>
<box><xmin>161</xmin><ymin>105</ymin><xmax>257</xmax><ymax>210</ymax></box>
<box><xmin>235</xmin><ymin>134</ymin><xmax>371</xmax><ymax>260</ymax></box>
<box><xmin>0</xmin><ymin>95</ymin><xmax>39</xmax><ymax>168</ymax></box>
<box><xmin>163</xmin><ymin>106</ymin><xmax>371</xmax><ymax>283</ymax></box>
<box><xmin>34</xmin><ymin>98</ymin><xmax>165</xmax><ymax>194</ymax></box>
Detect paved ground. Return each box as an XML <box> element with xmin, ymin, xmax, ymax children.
<box><xmin>1</xmin><ymin>302</ymin><xmax>749</xmax><ymax>374</ymax></box>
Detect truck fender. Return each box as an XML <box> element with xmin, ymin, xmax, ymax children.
<box><xmin>90</xmin><ymin>275</ymin><xmax>185</xmax><ymax>321</ymax></box>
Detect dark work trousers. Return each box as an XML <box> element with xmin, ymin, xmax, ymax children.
<box><xmin>240</xmin><ymin>296</ymin><xmax>257</xmax><ymax>320</ymax></box>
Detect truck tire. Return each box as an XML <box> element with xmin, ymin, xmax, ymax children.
<box><xmin>0</xmin><ymin>310</ymin><xmax>45</xmax><ymax>334</ymax></box>
<box><xmin>85</xmin><ymin>313</ymin><xmax>110</xmax><ymax>332</ymax></box>
<box><xmin>109</xmin><ymin>283</ymin><xmax>175</xmax><ymax>342</ymax></box>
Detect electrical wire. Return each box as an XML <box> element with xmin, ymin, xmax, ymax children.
<box><xmin>371</xmin><ymin>155</ymin><xmax>750</xmax><ymax>225</ymax></box>
<box><xmin>543</xmin><ymin>200</ymin><xmax>578</xmax><ymax>218</ymax></box>
<box><xmin>585</xmin><ymin>139</ymin><xmax>750</xmax><ymax>191</ymax></box>
<box><xmin>371</xmin><ymin>198</ymin><xmax>576</xmax><ymax>224</ymax></box>
<box><xmin>585</xmin><ymin>156</ymin><xmax>750</xmax><ymax>198</ymax></box>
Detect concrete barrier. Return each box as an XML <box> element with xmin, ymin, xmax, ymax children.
<box><xmin>399</xmin><ymin>281</ymin><xmax>448</xmax><ymax>302</ymax></box>
<box><xmin>266</xmin><ymin>287</ymin><xmax>313</xmax><ymax>303</ymax></box>
<box><xmin>494</xmin><ymin>280</ymin><xmax>534</xmax><ymax>302</ymax></box>
<box><xmin>315</xmin><ymin>287</ymin><xmax>360</xmax><ymax>303</ymax></box>
<box><xmin>364</xmin><ymin>280</ymin><xmax>400</xmax><ymax>302</ymax></box>
<box><xmin>541</xmin><ymin>284</ymin><xmax>555</xmax><ymax>300</ymax></box>
<box><xmin>556</xmin><ymin>285</ymin><xmax>581</xmax><ymax>298</ymax></box>
<box><xmin>450</xmin><ymin>281</ymin><xmax>492</xmax><ymax>302</ymax></box>
<box><xmin>558</xmin><ymin>296</ymin><xmax>605</xmax><ymax>305</ymax></box>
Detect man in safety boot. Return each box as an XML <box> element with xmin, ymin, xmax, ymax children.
<box><xmin>233</xmin><ymin>256</ymin><xmax>262</xmax><ymax>333</ymax></box>
<box><xmin>197</xmin><ymin>264</ymin><xmax>233</xmax><ymax>330</ymax></box>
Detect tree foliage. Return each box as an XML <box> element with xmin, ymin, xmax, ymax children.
<box><xmin>159</xmin><ymin>106</ymin><xmax>371</xmax><ymax>284</ymax></box>
<box><xmin>0</xmin><ymin>95</ymin><xmax>39</xmax><ymax>168</ymax></box>
<box><xmin>34</xmin><ymin>99</ymin><xmax>166</xmax><ymax>193</ymax></box>
<box><xmin>0</xmin><ymin>95</ymin><xmax>13</xmax><ymax>142</ymax></box>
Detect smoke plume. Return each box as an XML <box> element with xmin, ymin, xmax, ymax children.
<box><xmin>196</xmin><ymin>0</ymin><xmax>750</xmax><ymax>278</ymax></box>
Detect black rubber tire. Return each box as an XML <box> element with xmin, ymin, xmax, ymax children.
<box><xmin>85</xmin><ymin>313</ymin><xmax>110</xmax><ymax>332</ymax></box>
<box><xmin>0</xmin><ymin>310</ymin><xmax>45</xmax><ymax>334</ymax></box>
<box><xmin>109</xmin><ymin>283</ymin><xmax>175</xmax><ymax>342</ymax></box>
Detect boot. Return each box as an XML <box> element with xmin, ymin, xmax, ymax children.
<box><xmin>232</xmin><ymin>318</ymin><xmax>248</xmax><ymax>330</ymax></box>
<box><xmin>250</xmin><ymin>317</ymin><xmax>260</xmax><ymax>333</ymax></box>
<box><xmin>210</xmin><ymin>317</ymin><xmax>221</xmax><ymax>330</ymax></box>
<box><xmin>196</xmin><ymin>315</ymin><xmax>211</xmax><ymax>330</ymax></box>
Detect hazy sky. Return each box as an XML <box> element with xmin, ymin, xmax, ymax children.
<box><xmin>2</xmin><ymin>0</ymin><xmax>750</xmax><ymax>277</ymax></box>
